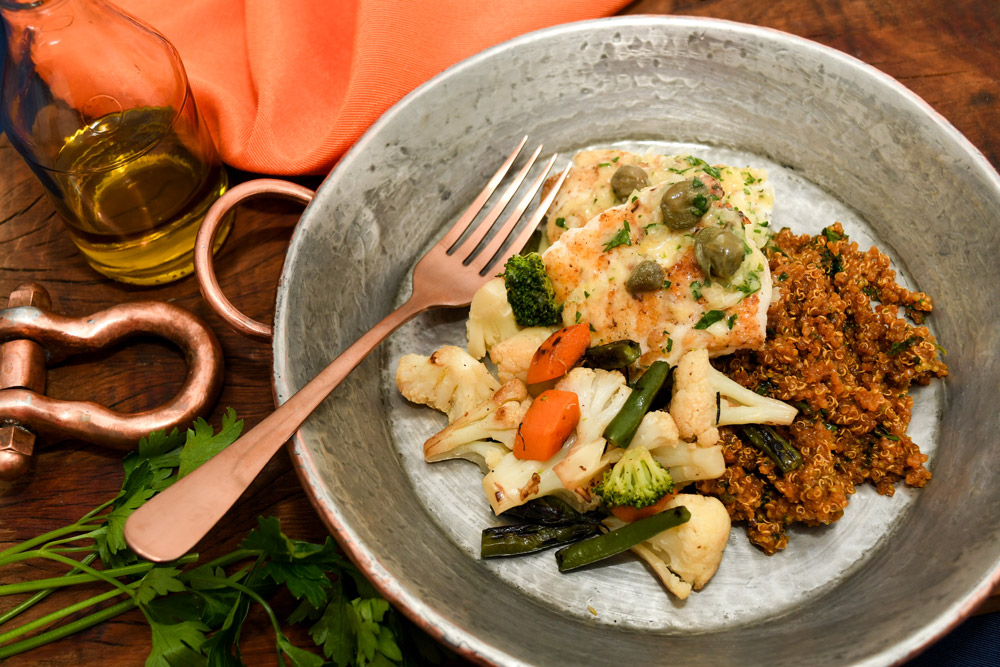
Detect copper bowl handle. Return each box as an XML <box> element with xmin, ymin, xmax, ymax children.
<box><xmin>195</xmin><ymin>179</ymin><xmax>315</xmax><ymax>341</ymax></box>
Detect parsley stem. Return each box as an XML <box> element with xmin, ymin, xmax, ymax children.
<box><xmin>77</xmin><ymin>498</ymin><xmax>115</xmax><ymax>523</ymax></box>
<box><xmin>0</xmin><ymin>597</ymin><xmax>136</xmax><ymax>660</ymax></box>
<box><xmin>0</xmin><ymin>586</ymin><xmax>130</xmax><ymax>647</ymax></box>
<box><xmin>0</xmin><ymin>554</ymin><xmax>197</xmax><ymax>597</ymax></box>
<box><xmin>190</xmin><ymin>548</ymin><xmax>255</xmax><ymax>573</ymax></box>
<box><xmin>0</xmin><ymin>551</ymin><xmax>137</xmax><ymax>600</ymax></box>
<box><xmin>0</xmin><ymin>523</ymin><xmax>103</xmax><ymax>559</ymax></box>
<box><xmin>38</xmin><ymin>528</ymin><xmax>105</xmax><ymax>550</ymax></box>
<box><xmin>196</xmin><ymin>575</ymin><xmax>282</xmax><ymax>633</ymax></box>
<box><xmin>0</xmin><ymin>553</ymin><xmax>98</xmax><ymax>624</ymax></box>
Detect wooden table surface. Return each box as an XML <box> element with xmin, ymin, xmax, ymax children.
<box><xmin>1</xmin><ymin>0</ymin><xmax>998</xmax><ymax>664</ymax></box>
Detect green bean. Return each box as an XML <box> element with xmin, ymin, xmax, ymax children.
<box><xmin>739</xmin><ymin>424</ymin><xmax>802</xmax><ymax>473</ymax></box>
<box><xmin>583</xmin><ymin>340</ymin><xmax>642</xmax><ymax>370</ymax></box>
<box><xmin>481</xmin><ymin>522</ymin><xmax>601</xmax><ymax>558</ymax></box>
<box><xmin>603</xmin><ymin>361</ymin><xmax>671</xmax><ymax>448</ymax></box>
<box><xmin>555</xmin><ymin>506</ymin><xmax>690</xmax><ymax>572</ymax></box>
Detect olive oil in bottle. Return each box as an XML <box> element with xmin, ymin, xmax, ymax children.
<box><xmin>40</xmin><ymin>104</ymin><xmax>230</xmax><ymax>285</ymax></box>
<box><xmin>2</xmin><ymin>0</ymin><xmax>231</xmax><ymax>285</ymax></box>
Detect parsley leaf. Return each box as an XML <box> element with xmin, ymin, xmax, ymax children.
<box><xmin>684</xmin><ymin>156</ymin><xmax>721</xmax><ymax>180</ymax></box>
<box><xmin>137</xmin><ymin>566</ymin><xmax>187</xmax><ymax>606</ymax></box>
<box><xmin>178</xmin><ymin>408</ymin><xmax>244</xmax><ymax>478</ymax></box>
<box><xmin>694</xmin><ymin>310</ymin><xmax>726</xmax><ymax>329</ymax></box>
<box><xmin>602</xmin><ymin>220</ymin><xmax>632</xmax><ymax>252</ymax></box>
<box><xmin>146</xmin><ymin>618</ymin><xmax>210</xmax><ymax>667</ymax></box>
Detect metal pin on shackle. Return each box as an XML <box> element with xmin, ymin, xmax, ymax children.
<box><xmin>0</xmin><ymin>283</ymin><xmax>224</xmax><ymax>479</ymax></box>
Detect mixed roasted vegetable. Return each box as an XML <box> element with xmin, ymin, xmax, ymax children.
<box><xmin>396</xmin><ymin>147</ymin><xmax>807</xmax><ymax>601</ymax></box>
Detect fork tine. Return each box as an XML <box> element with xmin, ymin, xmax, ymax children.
<box><xmin>436</xmin><ymin>136</ymin><xmax>528</xmax><ymax>252</ymax></box>
<box><xmin>451</xmin><ymin>143</ymin><xmax>543</xmax><ymax>260</ymax></box>
<box><xmin>471</xmin><ymin>160</ymin><xmax>571</xmax><ymax>275</ymax></box>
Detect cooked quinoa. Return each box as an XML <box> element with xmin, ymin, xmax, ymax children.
<box><xmin>696</xmin><ymin>223</ymin><xmax>948</xmax><ymax>554</ymax></box>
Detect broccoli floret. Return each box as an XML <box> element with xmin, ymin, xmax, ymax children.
<box><xmin>596</xmin><ymin>445</ymin><xmax>674</xmax><ymax>510</ymax></box>
<box><xmin>500</xmin><ymin>252</ymin><xmax>563</xmax><ymax>327</ymax></box>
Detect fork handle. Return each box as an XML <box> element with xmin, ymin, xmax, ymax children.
<box><xmin>123</xmin><ymin>297</ymin><xmax>427</xmax><ymax>563</ymax></box>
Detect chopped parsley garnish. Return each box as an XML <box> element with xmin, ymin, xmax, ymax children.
<box><xmin>889</xmin><ymin>336</ymin><xmax>920</xmax><ymax>355</ymax></box>
<box><xmin>690</xmin><ymin>281</ymin><xmax>703</xmax><ymax>300</ymax></box>
<box><xmin>822</xmin><ymin>226</ymin><xmax>846</xmax><ymax>243</ymax></box>
<box><xmin>662</xmin><ymin>279</ymin><xmax>672</xmax><ymax>289</ymax></box>
<box><xmin>691</xmin><ymin>193</ymin><xmax>709</xmax><ymax>217</ymax></box>
<box><xmin>598</xmin><ymin>162</ymin><xmax>612</xmax><ymax>168</ymax></box>
<box><xmin>874</xmin><ymin>427</ymin><xmax>901</xmax><ymax>441</ymax></box>
<box><xmin>575</xmin><ymin>310</ymin><xmax>582</xmax><ymax>323</ymax></box>
<box><xmin>694</xmin><ymin>310</ymin><xmax>726</xmax><ymax>329</ymax></box>
<box><xmin>666</xmin><ymin>337</ymin><xmax>673</xmax><ymax>352</ymax></box>
<box><xmin>555</xmin><ymin>217</ymin><xmax>567</xmax><ymax>228</ymax></box>
<box><xmin>727</xmin><ymin>313</ymin><xmax>738</xmax><ymax>329</ymax></box>
<box><xmin>612</xmin><ymin>156</ymin><xmax>620</xmax><ymax>162</ymax></box>
<box><xmin>685</xmin><ymin>156</ymin><xmax>721</xmax><ymax>180</ymax></box>
<box><xmin>602</xmin><ymin>220</ymin><xmax>632</xmax><ymax>252</ymax></box>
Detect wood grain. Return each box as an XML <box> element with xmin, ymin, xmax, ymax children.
<box><xmin>1</xmin><ymin>1</ymin><xmax>997</xmax><ymax>663</ymax></box>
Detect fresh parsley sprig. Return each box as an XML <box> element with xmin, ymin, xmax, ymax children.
<box><xmin>0</xmin><ymin>411</ymin><xmax>435</xmax><ymax>666</ymax></box>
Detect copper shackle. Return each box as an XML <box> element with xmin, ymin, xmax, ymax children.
<box><xmin>0</xmin><ymin>283</ymin><xmax>224</xmax><ymax>479</ymax></box>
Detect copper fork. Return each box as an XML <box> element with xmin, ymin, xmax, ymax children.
<box><xmin>124</xmin><ymin>138</ymin><xmax>571</xmax><ymax>562</ymax></box>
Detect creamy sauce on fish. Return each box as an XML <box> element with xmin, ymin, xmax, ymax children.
<box><xmin>542</xmin><ymin>150</ymin><xmax>773</xmax><ymax>366</ymax></box>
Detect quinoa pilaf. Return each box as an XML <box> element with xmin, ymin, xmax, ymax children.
<box><xmin>697</xmin><ymin>222</ymin><xmax>949</xmax><ymax>554</ymax></box>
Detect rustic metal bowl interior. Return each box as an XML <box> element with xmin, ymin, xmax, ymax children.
<box><xmin>271</xmin><ymin>17</ymin><xmax>1000</xmax><ymax>667</ymax></box>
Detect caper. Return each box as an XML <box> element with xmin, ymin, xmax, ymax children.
<box><xmin>625</xmin><ymin>260</ymin><xmax>665</xmax><ymax>295</ymax></box>
<box><xmin>660</xmin><ymin>178</ymin><xmax>711</xmax><ymax>231</ymax></box>
<box><xmin>694</xmin><ymin>227</ymin><xmax>745</xmax><ymax>280</ymax></box>
<box><xmin>610</xmin><ymin>165</ymin><xmax>649</xmax><ymax>200</ymax></box>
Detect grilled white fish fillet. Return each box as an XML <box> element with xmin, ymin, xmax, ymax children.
<box><xmin>542</xmin><ymin>151</ymin><xmax>773</xmax><ymax>366</ymax></box>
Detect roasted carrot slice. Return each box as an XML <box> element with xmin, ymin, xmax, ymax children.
<box><xmin>609</xmin><ymin>492</ymin><xmax>677</xmax><ymax>523</ymax></box>
<box><xmin>525</xmin><ymin>324</ymin><xmax>591</xmax><ymax>385</ymax></box>
<box><xmin>514</xmin><ymin>390</ymin><xmax>580</xmax><ymax>461</ymax></box>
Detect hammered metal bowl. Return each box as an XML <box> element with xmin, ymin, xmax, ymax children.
<box><xmin>271</xmin><ymin>16</ymin><xmax>1000</xmax><ymax>666</ymax></box>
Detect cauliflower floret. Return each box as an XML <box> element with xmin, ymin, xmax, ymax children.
<box><xmin>488</xmin><ymin>326</ymin><xmax>559</xmax><ymax>384</ymax></box>
<box><xmin>630</xmin><ymin>411</ymin><xmax>725</xmax><ymax>484</ymax></box>
<box><xmin>483</xmin><ymin>445</ymin><xmax>616</xmax><ymax>515</ymax></box>
<box><xmin>397</xmin><ymin>345</ymin><xmax>500</xmax><ymax>423</ymax></box>
<box><xmin>423</xmin><ymin>380</ymin><xmax>530</xmax><ymax>469</ymax></box>
<box><xmin>670</xmin><ymin>349</ymin><xmax>797</xmax><ymax>446</ymax></box>
<box><xmin>617</xmin><ymin>494</ymin><xmax>731</xmax><ymax>600</ymax></box>
<box><xmin>466</xmin><ymin>277</ymin><xmax>522</xmax><ymax>359</ymax></box>
<box><xmin>551</xmin><ymin>368</ymin><xmax>632</xmax><ymax>491</ymax></box>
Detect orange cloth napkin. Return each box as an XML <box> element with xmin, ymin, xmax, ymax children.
<box><xmin>117</xmin><ymin>0</ymin><xmax>631</xmax><ymax>176</ymax></box>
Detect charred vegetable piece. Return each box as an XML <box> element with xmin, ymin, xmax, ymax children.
<box><xmin>739</xmin><ymin>424</ymin><xmax>803</xmax><ymax>473</ymax></box>
<box><xmin>647</xmin><ymin>365</ymin><xmax>675</xmax><ymax>412</ymax></box>
<box><xmin>583</xmin><ymin>339</ymin><xmax>642</xmax><ymax>370</ymax></box>
<box><xmin>513</xmin><ymin>389</ymin><xmax>580</xmax><ymax>461</ymax></box>
<box><xmin>603</xmin><ymin>361</ymin><xmax>671</xmax><ymax>448</ymax></box>
<box><xmin>481</xmin><ymin>522</ymin><xmax>601</xmax><ymax>558</ymax></box>
<box><xmin>610</xmin><ymin>164</ymin><xmax>649</xmax><ymax>199</ymax></box>
<box><xmin>625</xmin><ymin>260</ymin><xmax>666</xmax><ymax>294</ymax></box>
<box><xmin>660</xmin><ymin>178</ymin><xmax>710</xmax><ymax>231</ymax></box>
<box><xmin>504</xmin><ymin>496</ymin><xmax>595</xmax><ymax>525</ymax></box>
<box><xmin>526</xmin><ymin>324</ymin><xmax>591</xmax><ymax>384</ymax></box>
<box><xmin>695</xmin><ymin>227</ymin><xmax>744</xmax><ymax>280</ymax></box>
<box><xmin>555</xmin><ymin>506</ymin><xmax>690</xmax><ymax>572</ymax></box>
